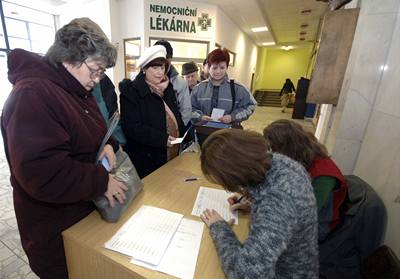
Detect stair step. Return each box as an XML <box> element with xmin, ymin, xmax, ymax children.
<box><xmin>254</xmin><ymin>90</ymin><xmax>294</xmax><ymax>108</ymax></box>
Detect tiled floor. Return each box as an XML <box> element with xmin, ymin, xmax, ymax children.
<box><xmin>0</xmin><ymin>106</ymin><xmax>313</xmax><ymax>278</ymax></box>
<box><xmin>241</xmin><ymin>106</ymin><xmax>315</xmax><ymax>134</ymax></box>
<box><xmin>0</xmin><ymin>145</ymin><xmax>39</xmax><ymax>278</ymax></box>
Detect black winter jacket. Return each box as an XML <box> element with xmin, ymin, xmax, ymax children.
<box><xmin>119</xmin><ymin>72</ymin><xmax>184</xmax><ymax>178</ymax></box>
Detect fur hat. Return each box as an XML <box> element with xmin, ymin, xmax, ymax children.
<box><xmin>181</xmin><ymin>61</ymin><xmax>199</xmax><ymax>75</ymax></box>
<box><xmin>137</xmin><ymin>45</ymin><xmax>166</xmax><ymax>68</ymax></box>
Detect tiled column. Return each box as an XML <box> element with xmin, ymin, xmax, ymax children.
<box><xmin>329</xmin><ymin>0</ymin><xmax>400</xmax><ymax>256</ymax></box>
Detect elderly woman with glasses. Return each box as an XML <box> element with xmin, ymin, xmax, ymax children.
<box><xmin>119</xmin><ymin>45</ymin><xmax>184</xmax><ymax>178</ymax></box>
<box><xmin>1</xmin><ymin>18</ymin><xmax>126</xmax><ymax>279</ymax></box>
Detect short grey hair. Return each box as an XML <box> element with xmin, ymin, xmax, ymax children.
<box><xmin>46</xmin><ymin>17</ymin><xmax>117</xmax><ymax>68</ymax></box>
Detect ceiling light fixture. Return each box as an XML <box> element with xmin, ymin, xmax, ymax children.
<box><xmin>300</xmin><ymin>23</ymin><xmax>309</xmax><ymax>28</ymax></box>
<box><xmin>262</xmin><ymin>42</ymin><xmax>275</xmax><ymax>46</ymax></box>
<box><xmin>299</xmin><ymin>37</ymin><xmax>306</xmax><ymax>41</ymax></box>
<box><xmin>300</xmin><ymin>31</ymin><xmax>307</xmax><ymax>35</ymax></box>
<box><xmin>281</xmin><ymin>45</ymin><xmax>293</xmax><ymax>51</ymax></box>
<box><xmin>251</xmin><ymin>26</ymin><xmax>268</xmax><ymax>32</ymax></box>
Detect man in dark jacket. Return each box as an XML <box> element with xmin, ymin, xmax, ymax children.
<box><xmin>280</xmin><ymin>78</ymin><xmax>296</xmax><ymax>113</ymax></box>
<box><xmin>182</xmin><ymin>61</ymin><xmax>200</xmax><ymax>93</ymax></box>
<box><xmin>200</xmin><ymin>58</ymin><xmax>209</xmax><ymax>81</ymax></box>
<box><xmin>154</xmin><ymin>40</ymin><xmax>192</xmax><ymax>127</ymax></box>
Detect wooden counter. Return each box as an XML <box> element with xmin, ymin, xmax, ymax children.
<box><xmin>63</xmin><ymin>152</ymin><xmax>250</xmax><ymax>279</ymax></box>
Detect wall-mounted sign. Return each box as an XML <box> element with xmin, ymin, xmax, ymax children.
<box><xmin>146</xmin><ymin>0</ymin><xmax>216</xmax><ymax>39</ymax></box>
<box><xmin>215</xmin><ymin>43</ymin><xmax>236</xmax><ymax>67</ymax></box>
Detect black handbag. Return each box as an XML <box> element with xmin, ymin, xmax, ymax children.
<box><xmin>93</xmin><ymin>112</ymin><xmax>143</xmax><ymax>222</ymax></box>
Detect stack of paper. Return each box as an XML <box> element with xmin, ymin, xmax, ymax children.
<box><xmin>105</xmin><ymin>205</ymin><xmax>205</xmax><ymax>279</ymax></box>
<box><xmin>105</xmin><ymin>205</ymin><xmax>183</xmax><ymax>265</ymax></box>
<box><xmin>132</xmin><ymin>218</ymin><xmax>204</xmax><ymax>279</ymax></box>
<box><xmin>191</xmin><ymin>187</ymin><xmax>238</xmax><ymax>224</ymax></box>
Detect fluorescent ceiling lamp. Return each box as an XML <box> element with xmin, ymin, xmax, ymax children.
<box><xmin>251</xmin><ymin>26</ymin><xmax>268</xmax><ymax>32</ymax></box>
<box><xmin>262</xmin><ymin>42</ymin><xmax>275</xmax><ymax>46</ymax></box>
<box><xmin>281</xmin><ymin>45</ymin><xmax>293</xmax><ymax>51</ymax></box>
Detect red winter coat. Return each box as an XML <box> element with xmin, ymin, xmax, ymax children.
<box><xmin>1</xmin><ymin>49</ymin><xmax>114</xmax><ymax>278</ymax></box>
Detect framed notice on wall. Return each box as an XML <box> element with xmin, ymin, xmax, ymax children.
<box><xmin>215</xmin><ymin>43</ymin><xmax>235</xmax><ymax>67</ymax></box>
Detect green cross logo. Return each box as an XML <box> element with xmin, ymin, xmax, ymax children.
<box><xmin>198</xmin><ymin>13</ymin><xmax>212</xmax><ymax>31</ymax></box>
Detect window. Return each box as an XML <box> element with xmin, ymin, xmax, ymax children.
<box><xmin>149</xmin><ymin>37</ymin><xmax>209</xmax><ymax>74</ymax></box>
<box><xmin>0</xmin><ymin>52</ymin><xmax>12</xmax><ymax>110</ymax></box>
<box><xmin>2</xmin><ymin>1</ymin><xmax>55</xmax><ymax>54</ymax></box>
<box><xmin>29</xmin><ymin>23</ymin><xmax>55</xmax><ymax>54</ymax></box>
<box><xmin>124</xmin><ymin>38</ymin><xmax>141</xmax><ymax>79</ymax></box>
<box><xmin>0</xmin><ymin>16</ymin><xmax>6</xmax><ymax>49</ymax></box>
<box><xmin>0</xmin><ymin>1</ymin><xmax>56</xmax><ymax>111</ymax></box>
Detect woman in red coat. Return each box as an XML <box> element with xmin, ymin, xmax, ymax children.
<box><xmin>1</xmin><ymin>18</ymin><xmax>127</xmax><ymax>278</ymax></box>
<box><xmin>263</xmin><ymin>119</ymin><xmax>347</xmax><ymax>241</ymax></box>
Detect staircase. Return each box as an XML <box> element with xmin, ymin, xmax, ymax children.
<box><xmin>253</xmin><ymin>90</ymin><xmax>293</xmax><ymax>108</ymax></box>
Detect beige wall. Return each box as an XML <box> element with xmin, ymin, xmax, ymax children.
<box><xmin>214</xmin><ymin>8</ymin><xmax>258</xmax><ymax>89</ymax></box>
<box><xmin>254</xmin><ymin>46</ymin><xmax>313</xmax><ymax>90</ymax></box>
<box><xmin>110</xmin><ymin>0</ymin><xmax>145</xmax><ymax>86</ymax></box>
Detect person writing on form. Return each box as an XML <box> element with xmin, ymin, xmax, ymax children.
<box><xmin>199</xmin><ymin>129</ymin><xmax>318</xmax><ymax>279</ymax></box>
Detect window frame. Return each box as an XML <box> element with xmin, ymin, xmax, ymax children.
<box><xmin>149</xmin><ymin>37</ymin><xmax>210</xmax><ymax>64</ymax></box>
<box><xmin>123</xmin><ymin>37</ymin><xmax>141</xmax><ymax>79</ymax></box>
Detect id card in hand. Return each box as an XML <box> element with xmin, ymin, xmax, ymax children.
<box><xmin>100</xmin><ymin>157</ymin><xmax>111</xmax><ymax>172</ymax></box>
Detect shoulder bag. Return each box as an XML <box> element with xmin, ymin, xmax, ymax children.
<box><xmin>93</xmin><ymin>112</ymin><xmax>143</xmax><ymax>222</ymax></box>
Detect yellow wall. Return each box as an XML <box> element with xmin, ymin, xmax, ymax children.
<box><xmin>254</xmin><ymin>46</ymin><xmax>313</xmax><ymax>90</ymax></box>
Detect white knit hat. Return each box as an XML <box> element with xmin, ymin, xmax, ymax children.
<box><xmin>137</xmin><ymin>45</ymin><xmax>167</xmax><ymax>68</ymax></box>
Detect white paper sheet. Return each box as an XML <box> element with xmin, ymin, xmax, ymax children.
<box><xmin>131</xmin><ymin>218</ymin><xmax>204</xmax><ymax>279</ymax></box>
<box><xmin>191</xmin><ymin>187</ymin><xmax>238</xmax><ymax>224</ymax></box>
<box><xmin>211</xmin><ymin>108</ymin><xmax>225</xmax><ymax>121</ymax></box>
<box><xmin>105</xmin><ymin>205</ymin><xmax>183</xmax><ymax>266</ymax></box>
<box><xmin>171</xmin><ymin>128</ymin><xmax>190</xmax><ymax>145</ymax></box>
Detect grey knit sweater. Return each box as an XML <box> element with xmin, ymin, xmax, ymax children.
<box><xmin>209</xmin><ymin>153</ymin><xmax>319</xmax><ymax>279</ymax></box>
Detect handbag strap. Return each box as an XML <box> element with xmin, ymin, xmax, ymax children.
<box><xmin>96</xmin><ymin>111</ymin><xmax>120</xmax><ymax>160</ymax></box>
<box><xmin>230</xmin><ymin>79</ymin><xmax>236</xmax><ymax>113</ymax></box>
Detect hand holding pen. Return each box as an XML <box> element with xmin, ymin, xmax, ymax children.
<box><xmin>227</xmin><ymin>193</ymin><xmax>251</xmax><ymax>212</ymax></box>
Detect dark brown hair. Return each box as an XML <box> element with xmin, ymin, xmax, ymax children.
<box><xmin>144</xmin><ymin>57</ymin><xmax>169</xmax><ymax>74</ymax></box>
<box><xmin>207</xmin><ymin>48</ymin><xmax>230</xmax><ymax>67</ymax></box>
<box><xmin>263</xmin><ymin>119</ymin><xmax>328</xmax><ymax>170</ymax></box>
<box><xmin>201</xmin><ymin>129</ymin><xmax>272</xmax><ymax>193</ymax></box>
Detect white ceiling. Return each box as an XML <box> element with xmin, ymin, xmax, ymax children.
<box><xmin>193</xmin><ymin>0</ymin><xmax>329</xmax><ymax>48</ymax></box>
<box><xmin>13</xmin><ymin>0</ymin><xmax>329</xmax><ymax>48</ymax></box>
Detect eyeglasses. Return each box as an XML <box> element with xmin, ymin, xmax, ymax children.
<box><xmin>83</xmin><ymin>61</ymin><xmax>106</xmax><ymax>80</ymax></box>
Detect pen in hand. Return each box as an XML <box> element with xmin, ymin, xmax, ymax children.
<box><xmin>229</xmin><ymin>195</ymin><xmax>251</xmax><ymax>212</ymax></box>
<box><xmin>234</xmin><ymin>195</ymin><xmax>244</xmax><ymax>204</ymax></box>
